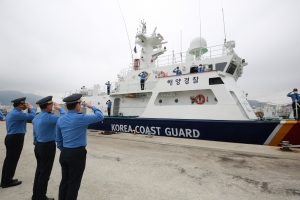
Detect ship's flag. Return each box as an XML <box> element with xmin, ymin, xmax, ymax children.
<box><xmin>133</xmin><ymin>46</ymin><xmax>137</xmax><ymax>53</ymax></box>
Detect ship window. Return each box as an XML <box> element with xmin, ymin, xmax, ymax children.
<box><xmin>175</xmin><ymin>99</ymin><xmax>178</xmax><ymax>103</ymax></box>
<box><xmin>215</xmin><ymin>62</ymin><xmax>227</xmax><ymax>72</ymax></box>
<box><xmin>226</xmin><ymin>63</ymin><xmax>237</xmax><ymax>75</ymax></box>
<box><xmin>190</xmin><ymin>66</ymin><xmax>198</xmax><ymax>73</ymax></box>
<box><xmin>208</xmin><ymin>64</ymin><xmax>213</xmax><ymax>70</ymax></box>
<box><xmin>98</xmin><ymin>102</ymin><xmax>100</xmax><ymax>105</ymax></box>
<box><xmin>209</xmin><ymin>77</ymin><xmax>224</xmax><ymax>85</ymax></box>
<box><xmin>159</xmin><ymin>100</ymin><xmax>162</xmax><ymax>103</ymax></box>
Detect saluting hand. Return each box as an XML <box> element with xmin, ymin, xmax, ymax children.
<box><xmin>27</xmin><ymin>103</ymin><xmax>33</xmax><ymax>109</ymax></box>
<box><xmin>85</xmin><ymin>102</ymin><xmax>93</xmax><ymax>108</ymax></box>
<box><xmin>54</xmin><ymin>102</ymin><xmax>61</xmax><ymax>110</ymax></box>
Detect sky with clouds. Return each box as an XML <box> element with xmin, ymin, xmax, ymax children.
<box><xmin>0</xmin><ymin>0</ymin><xmax>299</xmax><ymax>104</ymax></box>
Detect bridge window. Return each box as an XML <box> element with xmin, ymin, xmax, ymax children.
<box><xmin>190</xmin><ymin>66</ymin><xmax>198</xmax><ymax>73</ymax></box>
<box><xmin>209</xmin><ymin>77</ymin><xmax>224</xmax><ymax>85</ymax></box>
<box><xmin>226</xmin><ymin>63</ymin><xmax>237</xmax><ymax>75</ymax></box>
<box><xmin>215</xmin><ymin>62</ymin><xmax>227</xmax><ymax>72</ymax></box>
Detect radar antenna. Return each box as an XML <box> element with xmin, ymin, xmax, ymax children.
<box><xmin>221</xmin><ymin>0</ymin><xmax>227</xmax><ymax>43</ymax></box>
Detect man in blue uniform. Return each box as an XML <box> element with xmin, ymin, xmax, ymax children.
<box><xmin>197</xmin><ymin>64</ymin><xmax>203</xmax><ymax>72</ymax></box>
<box><xmin>0</xmin><ymin>110</ymin><xmax>3</xmax><ymax>120</ymax></box>
<box><xmin>56</xmin><ymin>94</ymin><xmax>104</xmax><ymax>200</ymax></box>
<box><xmin>173</xmin><ymin>66</ymin><xmax>182</xmax><ymax>75</ymax></box>
<box><xmin>138</xmin><ymin>71</ymin><xmax>147</xmax><ymax>90</ymax></box>
<box><xmin>105</xmin><ymin>81</ymin><xmax>111</xmax><ymax>95</ymax></box>
<box><xmin>32</xmin><ymin>96</ymin><xmax>66</xmax><ymax>200</ymax></box>
<box><xmin>1</xmin><ymin>97</ymin><xmax>36</xmax><ymax>188</ymax></box>
<box><xmin>106</xmin><ymin>100</ymin><xmax>112</xmax><ymax>117</ymax></box>
<box><xmin>287</xmin><ymin>88</ymin><xmax>300</xmax><ymax>119</ymax></box>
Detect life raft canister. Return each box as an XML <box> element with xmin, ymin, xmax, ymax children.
<box><xmin>195</xmin><ymin>94</ymin><xmax>205</xmax><ymax>104</ymax></box>
<box><xmin>160</xmin><ymin>71</ymin><xmax>167</xmax><ymax>77</ymax></box>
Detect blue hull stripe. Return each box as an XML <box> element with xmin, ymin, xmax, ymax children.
<box><xmin>88</xmin><ymin>117</ymin><xmax>280</xmax><ymax>145</ymax></box>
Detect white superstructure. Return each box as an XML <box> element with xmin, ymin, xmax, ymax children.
<box><xmin>69</xmin><ymin>21</ymin><xmax>257</xmax><ymax>120</ymax></box>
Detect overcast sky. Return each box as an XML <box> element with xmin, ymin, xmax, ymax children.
<box><xmin>0</xmin><ymin>0</ymin><xmax>299</xmax><ymax>104</ymax></box>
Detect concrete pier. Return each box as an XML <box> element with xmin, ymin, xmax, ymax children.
<box><xmin>0</xmin><ymin>122</ymin><xmax>300</xmax><ymax>200</ymax></box>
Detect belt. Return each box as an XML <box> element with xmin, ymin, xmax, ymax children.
<box><xmin>63</xmin><ymin>146</ymin><xmax>86</xmax><ymax>150</ymax></box>
<box><xmin>37</xmin><ymin>140</ymin><xmax>55</xmax><ymax>144</ymax></box>
<box><xmin>7</xmin><ymin>133</ymin><xmax>25</xmax><ymax>135</ymax></box>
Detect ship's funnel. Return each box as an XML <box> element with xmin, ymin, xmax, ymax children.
<box><xmin>189</xmin><ymin>37</ymin><xmax>208</xmax><ymax>56</ymax></box>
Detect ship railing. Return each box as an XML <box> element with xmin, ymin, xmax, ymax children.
<box><xmin>115</xmin><ymin>80</ymin><xmax>157</xmax><ymax>93</ymax></box>
<box><xmin>64</xmin><ymin>84</ymin><xmax>113</xmax><ymax>98</ymax></box>
<box><xmin>125</xmin><ymin>44</ymin><xmax>228</xmax><ymax>71</ymax></box>
<box><xmin>155</xmin><ymin>44</ymin><xmax>227</xmax><ymax>67</ymax></box>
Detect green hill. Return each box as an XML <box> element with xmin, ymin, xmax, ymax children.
<box><xmin>0</xmin><ymin>90</ymin><xmax>43</xmax><ymax>106</ymax></box>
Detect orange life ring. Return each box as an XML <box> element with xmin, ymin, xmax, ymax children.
<box><xmin>195</xmin><ymin>94</ymin><xmax>205</xmax><ymax>104</ymax></box>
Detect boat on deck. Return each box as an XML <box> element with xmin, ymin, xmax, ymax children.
<box><xmin>63</xmin><ymin>21</ymin><xmax>300</xmax><ymax>146</ymax></box>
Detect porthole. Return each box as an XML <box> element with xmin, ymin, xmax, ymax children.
<box><xmin>159</xmin><ymin>100</ymin><xmax>162</xmax><ymax>103</ymax></box>
<box><xmin>214</xmin><ymin>98</ymin><xmax>218</xmax><ymax>102</ymax></box>
<box><xmin>175</xmin><ymin>99</ymin><xmax>178</xmax><ymax>103</ymax></box>
<box><xmin>98</xmin><ymin>102</ymin><xmax>100</xmax><ymax>105</ymax></box>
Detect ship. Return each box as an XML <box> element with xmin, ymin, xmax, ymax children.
<box><xmin>64</xmin><ymin>21</ymin><xmax>300</xmax><ymax>146</ymax></box>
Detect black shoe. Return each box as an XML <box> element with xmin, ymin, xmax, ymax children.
<box><xmin>1</xmin><ymin>180</ymin><xmax>22</xmax><ymax>188</ymax></box>
<box><xmin>0</xmin><ymin>179</ymin><xmax>18</xmax><ymax>187</ymax></box>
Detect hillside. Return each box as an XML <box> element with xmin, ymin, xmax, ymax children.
<box><xmin>0</xmin><ymin>90</ymin><xmax>43</xmax><ymax>106</ymax></box>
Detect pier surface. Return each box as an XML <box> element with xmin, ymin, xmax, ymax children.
<box><xmin>0</xmin><ymin>121</ymin><xmax>300</xmax><ymax>200</ymax></box>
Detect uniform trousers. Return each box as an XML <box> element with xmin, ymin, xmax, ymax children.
<box><xmin>108</xmin><ymin>107</ymin><xmax>111</xmax><ymax>116</ymax></box>
<box><xmin>140</xmin><ymin>79</ymin><xmax>145</xmax><ymax>90</ymax></box>
<box><xmin>107</xmin><ymin>88</ymin><xmax>110</xmax><ymax>95</ymax></box>
<box><xmin>292</xmin><ymin>101</ymin><xmax>300</xmax><ymax>119</ymax></box>
<box><xmin>1</xmin><ymin>134</ymin><xmax>24</xmax><ymax>185</ymax></box>
<box><xmin>59</xmin><ymin>147</ymin><xmax>86</xmax><ymax>200</ymax></box>
<box><xmin>32</xmin><ymin>141</ymin><xmax>56</xmax><ymax>200</ymax></box>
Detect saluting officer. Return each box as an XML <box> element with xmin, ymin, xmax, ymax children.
<box><xmin>32</xmin><ymin>96</ymin><xmax>66</xmax><ymax>200</ymax></box>
<box><xmin>105</xmin><ymin>81</ymin><xmax>111</xmax><ymax>95</ymax></box>
<box><xmin>1</xmin><ymin>97</ymin><xmax>36</xmax><ymax>188</ymax></box>
<box><xmin>287</xmin><ymin>88</ymin><xmax>300</xmax><ymax>119</ymax></box>
<box><xmin>138</xmin><ymin>71</ymin><xmax>147</xmax><ymax>90</ymax></box>
<box><xmin>106</xmin><ymin>100</ymin><xmax>112</xmax><ymax>117</ymax></box>
<box><xmin>56</xmin><ymin>94</ymin><xmax>104</xmax><ymax>200</ymax></box>
<box><xmin>173</xmin><ymin>66</ymin><xmax>182</xmax><ymax>75</ymax></box>
<box><xmin>0</xmin><ymin>110</ymin><xmax>3</xmax><ymax>120</ymax></box>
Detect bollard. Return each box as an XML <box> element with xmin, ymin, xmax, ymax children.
<box><xmin>146</xmin><ymin>131</ymin><xmax>153</xmax><ymax>138</ymax></box>
<box><xmin>132</xmin><ymin>130</ymin><xmax>136</xmax><ymax>135</ymax></box>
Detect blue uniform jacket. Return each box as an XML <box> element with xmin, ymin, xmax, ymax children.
<box><xmin>173</xmin><ymin>69</ymin><xmax>182</xmax><ymax>75</ymax></box>
<box><xmin>106</xmin><ymin>102</ymin><xmax>112</xmax><ymax>108</ymax></box>
<box><xmin>0</xmin><ymin>111</ymin><xmax>3</xmax><ymax>120</ymax></box>
<box><xmin>105</xmin><ymin>83</ymin><xmax>111</xmax><ymax>88</ymax></box>
<box><xmin>6</xmin><ymin>108</ymin><xmax>36</xmax><ymax>135</ymax></box>
<box><xmin>32</xmin><ymin>108</ymin><xmax>66</xmax><ymax>145</ymax></box>
<box><xmin>287</xmin><ymin>92</ymin><xmax>300</xmax><ymax>102</ymax></box>
<box><xmin>56</xmin><ymin>106</ymin><xmax>104</xmax><ymax>150</ymax></box>
<box><xmin>198</xmin><ymin>67</ymin><xmax>205</xmax><ymax>72</ymax></box>
<box><xmin>138</xmin><ymin>73</ymin><xmax>147</xmax><ymax>80</ymax></box>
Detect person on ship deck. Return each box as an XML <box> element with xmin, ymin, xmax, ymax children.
<box><xmin>173</xmin><ymin>66</ymin><xmax>182</xmax><ymax>75</ymax></box>
<box><xmin>287</xmin><ymin>88</ymin><xmax>300</xmax><ymax>120</ymax></box>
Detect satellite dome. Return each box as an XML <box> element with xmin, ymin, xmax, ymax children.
<box><xmin>189</xmin><ymin>37</ymin><xmax>208</xmax><ymax>55</ymax></box>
